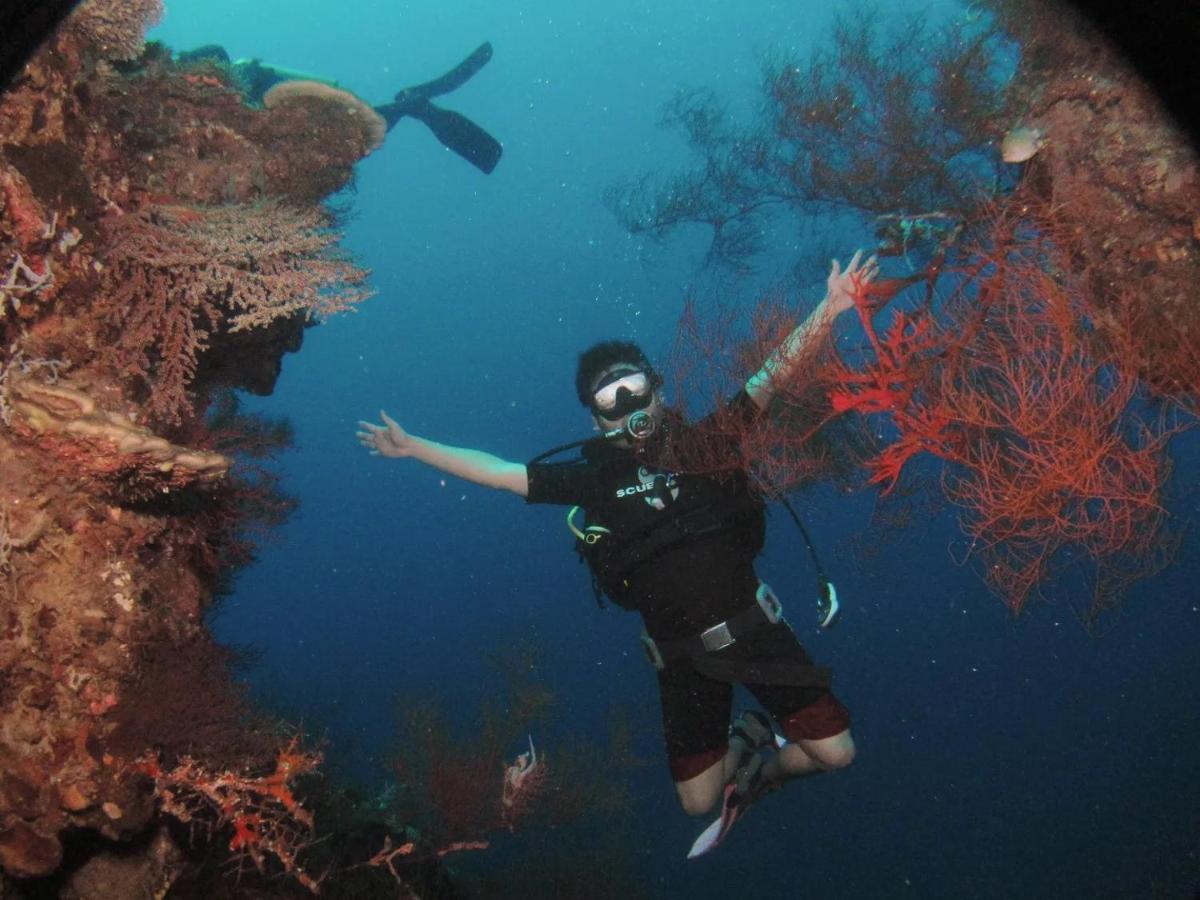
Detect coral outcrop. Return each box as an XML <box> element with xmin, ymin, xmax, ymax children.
<box><xmin>0</xmin><ymin>0</ymin><xmax>378</xmax><ymax>889</ymax></box>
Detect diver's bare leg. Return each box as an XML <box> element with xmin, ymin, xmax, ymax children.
<box><xmin>675</xmin><ymin>729</ymin><xmax>855</xmax><ymax>815</ymax></box>
<box><xmin>762</xmin><ymin>729</ymin><xmax>856</xmax><ymax>784</ymax></box>
<box><xmin>674</xmin><ymin>756</ymin><xmax>730</xmax><ymax>816</ymax></box>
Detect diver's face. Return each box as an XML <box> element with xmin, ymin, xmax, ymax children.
<box><xmin>589</xmin><ymin>363</ymin><xmax>662</xmax><ymax>443</ymax></box>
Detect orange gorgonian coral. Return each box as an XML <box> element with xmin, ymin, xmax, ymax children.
<box><xmin>95</xmin><ymin>201</ymin><xmax>372</xmax><ymax>423</ymax></box>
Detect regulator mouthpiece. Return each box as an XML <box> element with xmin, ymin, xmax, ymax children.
<box><xmin>625</xmin><ymin>410</ymin><xmax>656</xmax><ymax>440</ymax></box>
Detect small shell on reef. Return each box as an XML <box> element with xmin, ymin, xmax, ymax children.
<box><xmin>102</xmin><ymin>801</ymin><xmax>123</xmax><ymax>820</ymax></box>
<box><xmin>1001</xmin><ymin>124</ymin><xmax>1047</xmax><ymax>163</ymax></box>
<box><xmin>60</xmin><ymin>782</ymin><xmax>95</xmax><ymax>812</ymax></box>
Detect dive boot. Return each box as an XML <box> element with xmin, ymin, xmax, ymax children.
<box><xmin>729</xmin><ymin>709</ymin><xmax>775</xmax><ymax>758</ymax></box>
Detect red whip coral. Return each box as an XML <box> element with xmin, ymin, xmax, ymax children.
<box><xmin>933</xmin><ymin>271</ymin><xmax>1167</xmax><ymax>616</ymax></box>
<box><xmin>830</xmin><ymin>207</ymin><xmax>1171</xmax><ymax>618</ymax></box>
<box><xmin>652</xmin><ymin>200</ymin><xmax>1173</xmax><ymax>620</ymax></box>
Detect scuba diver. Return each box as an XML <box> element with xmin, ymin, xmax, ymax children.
<box><xmin>177</xmin><ymin>42</ymin><xmax>502</xmax><ymax>174</ymax></box>
<box><xmin>357</xmin><ymin>250</ymin><xmax>880</xmax><ymax>854</ymax></box>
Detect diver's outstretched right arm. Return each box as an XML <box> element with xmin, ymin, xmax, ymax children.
<box><xmin>356</xmin><ymin>410</ymin><xmax>529</xmax><ymax>496</ymax></box>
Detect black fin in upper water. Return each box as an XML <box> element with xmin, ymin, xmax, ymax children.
<box><xmin>373</xmin><ymin>41</ymin><xmax>502</xmax><ymax>174</ymax></box>
<box><xmin>398</xmin><ymin>41</ymin><xmax>493</xmax><ymax>103</ymax></box>
<box><xmin>402</xmin><ymin>98</ymin><xmax>502</xmax><ymax>174</ymax></box>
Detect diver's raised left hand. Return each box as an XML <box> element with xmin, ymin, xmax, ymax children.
<box><xmin>825</xmin><ymin>249</ymin><xmax>879</xmax><ymax>317</ymax></box>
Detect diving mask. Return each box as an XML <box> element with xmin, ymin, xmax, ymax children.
<box><xmin>591</xmin><ymin>369</ymin><xmax>653</xmax><ymax>419</ymax></box>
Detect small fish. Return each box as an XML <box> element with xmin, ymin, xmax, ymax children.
<box><xmin>1001</xmin><ymin>124</ymin><xmax>1047</xmax><ymax>163</ymax></box>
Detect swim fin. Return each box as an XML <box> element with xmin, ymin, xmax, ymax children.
<box><xmin>687</xmin><ymin>782</ymin><xmax>745</xmax><ymax>859</ymax></box>
<box><xmin>399</xmin><ymin>41</ymin><xmax>493</xmax><ymax>101</ymax></box>
<box><xmin>372</xmin><ymin>41</ymin><xmax>502</xmax><ymax>173</ymax></box>
<box><xmin>687</xmin><ymin>731</ymin><xmax>786</xmax><ymax>858</ymax></box>
<box><xmin>402</xmin><ymin>97</ymin><xmax>502</xmax><ymax>174</ymax></box>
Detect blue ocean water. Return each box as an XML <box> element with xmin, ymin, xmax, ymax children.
<box><xmin>149</xmin><ymin>2</ymin><xmax>1200</xmax><ymax>897</ymax></box>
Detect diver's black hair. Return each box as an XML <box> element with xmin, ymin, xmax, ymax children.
<box><xmin>575</xmin><ymin>340</ymin><xmax>658</xmax><ymax>406</ymax></box>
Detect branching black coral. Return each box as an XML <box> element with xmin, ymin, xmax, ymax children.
<box><xmin>608</xmin><ymin>8</ymin><xmax>1018</xmax><ymax>268</ymax></box>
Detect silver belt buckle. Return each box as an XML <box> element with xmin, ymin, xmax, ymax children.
<box><xmin>700</xmin><ymin>620</ymin><xmax>735</xmax><ymax>652</ymax></box>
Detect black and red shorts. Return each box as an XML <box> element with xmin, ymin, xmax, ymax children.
<box><xmin>656</xmin><ymin>621</ymin><xmax>851</xmax><ymax>782</ymax></box>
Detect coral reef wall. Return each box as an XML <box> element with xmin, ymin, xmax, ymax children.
<box><xmin>0</xmin><ymin>1</ymin><xmax>377</xmax><ymax>889</ymax></box>
<box><xmin>984</xmin><ymin>0</ymin><xmax>1200</xmax><ymax>402</ymax></box>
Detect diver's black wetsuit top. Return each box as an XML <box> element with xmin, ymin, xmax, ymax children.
<box><xmin>526</xmin><ymin>392</ymin><xmax>764</xmax><ymax>642</ymax></box>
